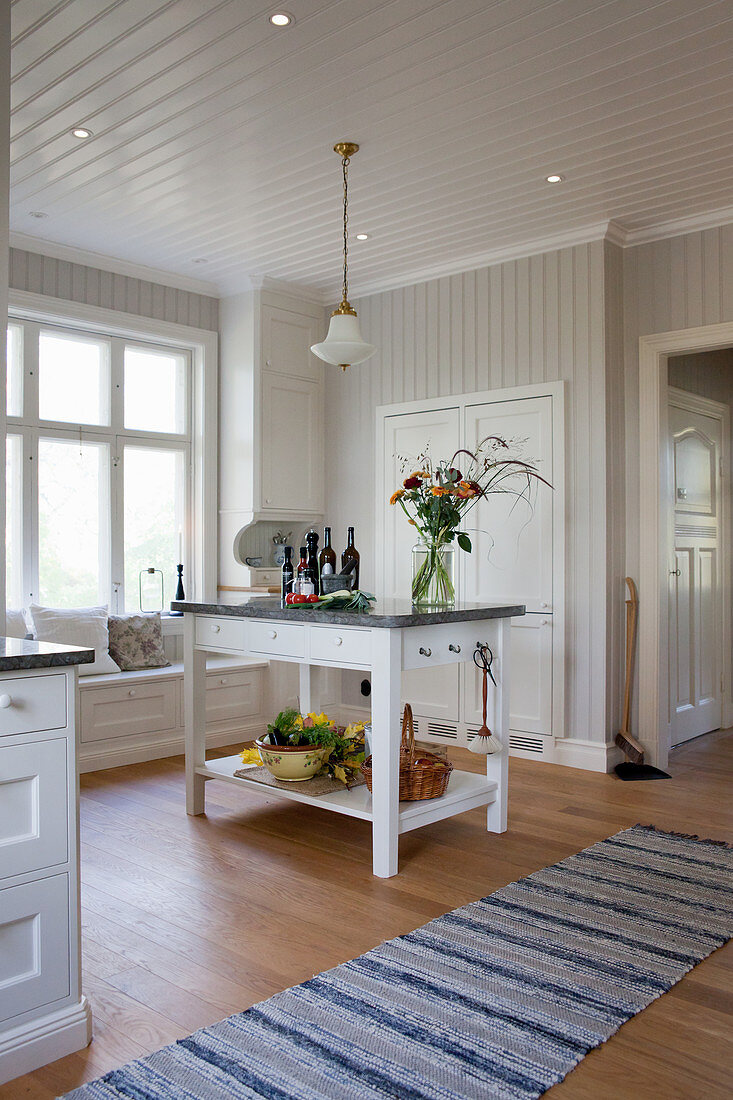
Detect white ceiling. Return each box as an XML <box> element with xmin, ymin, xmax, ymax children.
<box><xmin>9</xmin><ymin>0</ymin><xmax>733</xmax><ymax>301</ymax></box>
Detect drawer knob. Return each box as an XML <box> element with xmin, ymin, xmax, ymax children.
<box><xmin>541</xmin><ymin>619</ymin><xmax>550</xmax><ymax>626</ymax></box>
<box><xmin>128</xmin><ymin>689</ymin><xmax>136</xmax><ymax>697</ymax></box>
<box><xmin>419</xmin><ymin>647</ymin><xmax>432</xmax><ymax>657</ymax></box>
<box><xmin>0</xmin><ymin>694</ymin><xmax>12</xmax><ymax>709</ymax></box>
<box><xmin>541</xmin><ymin>601</ymin><xmax>550</xmax><ymax>609</ymax></box>
<box><xmin>333</xmin><ymin>636</ymin><xmax>343</xmax><ymax>647</ymax></box>
<box><xmin>448</xmin><ymin>643</ymin><xmax>461</xmax><ymax>654</ymax></box>
<box><xmin>220</xmin><ymin>677</ymin><xmax>228</xmax><ymax>684</ymax></box>
<box><xmin>268</xmin><ymin>629</ymin><xmax>277</xmax><ymax>639</ymax></box>
<box><xmin>211</xmin><ymin>623</ymin><xmax>221</xmax><ymax>633</ymax></box>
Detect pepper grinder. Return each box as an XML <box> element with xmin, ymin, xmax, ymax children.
<box><xmin>170</xmin><ymin>563</ymin><xmax>185</xmax><ymax>615</ymax></box>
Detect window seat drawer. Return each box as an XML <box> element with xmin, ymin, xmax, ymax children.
<box><xmin>80</xmin><ymin>678</ymin><xmax>178</xmax><ymax>743</ymax></box>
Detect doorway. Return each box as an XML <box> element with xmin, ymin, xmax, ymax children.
<box><xmin>639</xmin><ymin>322</ymin><xmax>733</xmax><ymax>770</ymax></box>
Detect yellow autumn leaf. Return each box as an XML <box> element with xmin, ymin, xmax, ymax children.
<box><xmin>239</xmin><ymin>747</ymin><xmax>263</xmax><ymax>767</ymax></box>
<box><xmin>333</xmin><ymin>764</ymin><xmax>348</xmax><ymax>785</ymax></box>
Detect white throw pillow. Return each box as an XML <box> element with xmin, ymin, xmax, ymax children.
<box><xmin>5</xmin><ymin>608</ymin><xmax>29</xmax><ymax>639</ymax></box>
<box><xmin>29</xmin><ymin>605</ymin><xmax>121</xmax><ymax>676</ymax></box>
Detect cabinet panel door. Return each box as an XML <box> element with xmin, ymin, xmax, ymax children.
<box><xmin>262</xmin><ymin>305</ymin><xmax>321</xmax><ymax>381</ymax></box>
<box><xmin>380</xmin><ymin>407</ymin><xmax>461</xmax><ymax>599</ymax></box>
<box><xmin>0</xmin><ymin>738</ymin><xmax>68</xmax><ymax>880</ymax></box>
<box><xmin>261</xmin><ymin>373</ymin><xmax>323</xmax><ymax>513</ymax></box>
<box><xmin>80</xmin><ymin>679</ymin><xmax>178</xmax><ymax>743</ymax></box>
<box><xmin>464</xmin><ymin>396</ymin><xmax>553</xmax><ymax>612</ymax></box>
<box><xmin>0</xmin><ymin>875</ymin><xmax>70</xmax><ymax>1023</ymax></box>
<box><xmin>461</xmin><ymin>615</ymin><xmax>552</xmax><ymax>735</ymax></box>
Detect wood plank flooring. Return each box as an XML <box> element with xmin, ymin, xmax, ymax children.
<box><xmin>4</xmin><ymin>731</ymin><xmax>732</xmax><ymax>1099</ymax></box>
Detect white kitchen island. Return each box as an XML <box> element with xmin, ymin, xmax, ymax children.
<box><xmin>173</xmin><ymin>597</ymin><xmax>523</xmax><ymax>878</ymax></box>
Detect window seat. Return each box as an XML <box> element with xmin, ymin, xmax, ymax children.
<box><xmin>77</xmin><ymin>655</ymin><xmax>267</xmax><ymax>773</ymax></box>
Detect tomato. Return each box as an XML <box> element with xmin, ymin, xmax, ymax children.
<box><xmin>284</xmin><ymin>592</ymin><xmax>295</xmax><ymax>604</ymax></box>
<box><xmin>292</xmin><ymin>594</ymin><xmax>308</xmax><ymax>604</ymax></box>
<box><xmin>306</xmin><ymin>594</ymin><xmax>320</xmax><ymax>603</ymax></box>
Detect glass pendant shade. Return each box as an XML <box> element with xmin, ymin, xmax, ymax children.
<box><xmin>310</xmin><ymin>310</ymin><xmax>376</xmax><ymax>369</ymax></box>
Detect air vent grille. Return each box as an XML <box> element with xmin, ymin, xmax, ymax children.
<box><xmin>508</xmin><ymin>733</ymin><xmax>545</xmax><ymax>754</ymax></box>
<box><xmin>426</xmin><ymin>721</ymin><xmax>459</xmax><ymax>740</ymax></box>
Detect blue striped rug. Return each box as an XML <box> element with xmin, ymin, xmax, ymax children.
<box><xmin>63</xmin><ymin>825</ymin><xmax>732</xmax><ymax>1100</ymax></box>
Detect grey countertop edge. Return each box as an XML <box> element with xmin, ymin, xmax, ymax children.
<box><xmin>170</xmin><ymin>601</ymin><xmax>525</xmax><ymax>628</ymax></box>
<box><xmin>0</xmin><ymin>639</ymin><xmax>96</xmax><ymax>672</ymax></box>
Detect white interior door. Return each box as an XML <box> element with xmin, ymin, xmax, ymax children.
<box><xmin>380</xmin><ymin>407</ymin><xmax>460</xmax><ymax>721</ymax></box>
<box><xmin>669</xmin><ymin>396</ymin><xmax>724</xmax><ymax>745</ymax></box>
<box><xmin>462</xmin><ymin>397</ymin><xmax>553</xmax><ymax>735</ymax></box>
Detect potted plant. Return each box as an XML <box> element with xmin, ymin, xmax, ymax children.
<box><xmin>254</xmin><ymin>708</ymin><xmax>365</xmax><ymax>785</ymax></box>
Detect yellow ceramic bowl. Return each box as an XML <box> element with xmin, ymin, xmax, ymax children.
<box><xmin>255</xmin><ymin>737</ymin><xmax>330</xmax><ymax>782</ymax></box>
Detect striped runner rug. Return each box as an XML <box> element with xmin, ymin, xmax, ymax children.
<box><xmin>63</xmin><ymin>825</ymin><xmax>733</xmax><ymax>1100</ymax></box>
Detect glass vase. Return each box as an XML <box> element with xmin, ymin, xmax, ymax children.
<box><xmin>411</xmin><ymin>537</ymin><xmax>455</xmax><ymax>606</ymax></box>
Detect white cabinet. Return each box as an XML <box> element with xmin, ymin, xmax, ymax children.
<box><xmin>262</xmin><ymin>303</ymin><xmax>321</xmax><ymax>381</ymax></box>
<box><xmin>0</xmin><ymin>660</ymin><xmax>91</xmax><ymax>1086</ymax></box>
<box><xmin>377</xmin><ymin>386</ymin><xmax>563</xmax><ymax>754</ymax></box>
<box><xmin>260</xmin><ymin>372</ymin><xmax>323</xmax><ymax>514</ymax></box>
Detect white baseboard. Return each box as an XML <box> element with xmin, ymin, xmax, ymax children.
<box><xmin>79</xmin><ymin>721</ymin><xmax>266</xmax><ymax>773</ymax></box>
<box><xmin>553</xmin><ymin>737</ymin><xmax>621</xmax><ymax>772</ymax></box>
<box><xmin>0</xmin><ymin>996</ymin><xmax>92</xmax><ymax>1086</ymax></box>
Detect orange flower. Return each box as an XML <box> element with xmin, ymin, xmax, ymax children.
<box><xmin>431</xmin><ymin>486</ymin><xmax>447</xmax><ymax>496</ymax></box>
<box><xmin>389</xmin><ymin>489</ymin><xmax>405</xmax><ymax>505</ymax></box>
<box><xmin>408</xmin><ymin>519</ymin><xmax>416</xmax><ymax>525</ymax></box>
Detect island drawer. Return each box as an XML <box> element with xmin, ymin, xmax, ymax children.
<box><xmin>309</xmin><ymin>627</ymin><xmax>372</xmax><ymax>666</ymax></box>
<box><xmin>247</xmin><ymin>620</ymin><xmax>305</xmax><ymax>659</ymax></box>
<box><xmin>402</xmin><ymin>622</ymin><xmax>500</xmax><ymax>671</ymax></box>
<box><xmin>0</xmin><ymin>672</ymin><xmax>67</xmax><ymax>738</ymax></box>
<box><xmin>195</xmin><ymin>616</ymin><xmax>247</xmax><ymax>652</ymax></box>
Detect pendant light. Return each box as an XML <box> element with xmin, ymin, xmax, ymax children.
<box><xmin>311</xmin><ymin>142</ymin><xmax>376</xmax><ymax>371</ymax></box>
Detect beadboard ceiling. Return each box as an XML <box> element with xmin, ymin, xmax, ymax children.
<box><xmin>9</xmin><ymin>0</ymin><xmax>733</xmax><ymax>300</ymax></box>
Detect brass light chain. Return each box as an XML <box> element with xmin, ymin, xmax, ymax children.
<box><xmin>341</xmin><ymin>153</ymin><xmax>350</xmax><ymax>305</ymax></box>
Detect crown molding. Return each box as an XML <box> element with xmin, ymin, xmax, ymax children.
<box><xmin>350</xmin><ymin>222</ymin><xmax>612</xmax><ymax>301</ymax></box>
<box><xmin>606</xmin><ymin>206</ymin><xmax>733</xmax><ymax>248</ymax></box>
<box><xmin>9</xmin><ymin>232</ymin><xmax>220</xmax><ymax>298</ymax></box>
<box><xmin>247</xmin><ymin>273</ymin><xmax>327</xmax><ymax>305</ymax></box>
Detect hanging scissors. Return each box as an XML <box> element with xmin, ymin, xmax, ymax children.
<box><xmin>473</xmin><ymin>642</ymin><xmax>497</xmax><ymax>686</ymax></box>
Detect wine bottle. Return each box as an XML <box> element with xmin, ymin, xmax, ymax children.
<box><xmin>319</xmin><ymin>526</ymin><xmax>337</xmax><ymax>587</ymax></box>
<box><xmin>281</xmin><ymin>545</ymin><xmax>294</xmax><ymax>605</ymax></box>
<box><xmin>296</xmin><ymin>546</ymin><xmax>314</xmax><ymax>595</ymax></box>
<box><xmin>341</xmin><ymin>526</ymin><xmax>360</xmax><ymax>589</ymax></box>
<box><xmin>306</xmin><ymin>530</ymin><xmax>320</xmax><ymax>592</ymax></box>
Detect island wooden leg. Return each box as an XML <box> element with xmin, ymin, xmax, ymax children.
<box><xmin>370</xmin><ymin>629</ymin><xmax>402</xmax><ymax>877</ymax></box>
<box><xmin>487</xmin><ymin>617</ymin><xmax>510</xmax><ymax>833</ymax></box>
<box><xmin>184</xmin><ymin>615</ymin><xmax>207</xmax><ymax>815</ymax></box>
<box><xmin>299</xmin><ymin>663</ymin><xmax>313</xmax><ymax>714</ymax></box>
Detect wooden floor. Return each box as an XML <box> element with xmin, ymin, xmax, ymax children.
<box><xmin>4</xmin><ymin>732</ymin><xmax>733</xmax><ymax>1099</ymax></box>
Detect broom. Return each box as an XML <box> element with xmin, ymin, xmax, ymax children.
<box><xmin>614</xmin><ymin>577</ymin><xmax>670</xmax><ymax>780</ymax></box>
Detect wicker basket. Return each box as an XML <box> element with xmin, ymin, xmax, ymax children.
<box><xmin>361</xmin><ymin>704</ymin><xmax>453</xmax><ymax>801</ymax></box>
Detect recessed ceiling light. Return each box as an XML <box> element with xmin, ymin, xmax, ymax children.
<box><xmin>545</xmin><ymin>174</ymin><xmax>564</xmax><ymax>184</ymax></box>
<box><xmin>28</xmin><ymin>210</ymin><xmax>48</xmax><ymax>219</ymax></box>
<box><xmin>71</xmin><ymin>127</ymin><xmax>93</xmax><ymax>139</ymax></box>
<box><xmin>269</xmin><ymin>12</ymin><xmax>293</xmax><ymax>26</ymax></box>
<box><xmin>355</xmin><ymin>233</ymin><xmax>369</xmax><ymax>241</ymax></box>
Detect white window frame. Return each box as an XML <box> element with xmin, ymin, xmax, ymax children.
<box><xmin>7</xmin><ymin>290</ymin><xmax>218</xmax><ymax>624</ymax></box>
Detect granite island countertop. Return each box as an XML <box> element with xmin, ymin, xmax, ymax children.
<box><xmin>171</xmin><ymin>597</ymin><xmax>525</xmax><ymax>628</ymax></box>
<box><xmin>0</xmin><ymin>637</ymin><xmax>95</xmax><ymax>672</ymax></box>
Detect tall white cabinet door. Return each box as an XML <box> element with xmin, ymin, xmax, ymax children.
<box><xmin>462</xmin><ymin>396</ymin><xmax>554</xmax><ymax>738</ymax></box>
<box><xmin>463</xmin><ymin>397</ymin><xmax>553</xmax><ymax>613</ymax></box>
<box><xmin>380</xmin><ymin>407</ymin><xmax>461</xmax><ymax>721</ymax></box>
<box><xmin>261</xmin><ymin>305</ymin><xmax>321</xmax><ymax>381</ymax></box>
<box><xmin>260</xmin><ymin>373</ymin><xmax>323</xmax><ymax>514</ymax></box>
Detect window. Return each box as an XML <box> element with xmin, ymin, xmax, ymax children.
<box><xmin>7</xmin><ymin>318</ymin><xmax>193</xmax><ymax>613</ymax></box>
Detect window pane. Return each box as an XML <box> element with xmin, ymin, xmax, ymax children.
<box><xmin>6</xmin><ymin>435</ymin><xmax>24</xmax><ymax>609</ymax></box>
<box><xmin>38</xmin><ymin>439</ymin><xmax>109</xmax><ymax>607</ymax></box>
<box><xmin>124</xmin><ymin>346</ymin><xmax>186</xmax><ymax>433</ymax></box>
<box><xmin>39</xmin><ymin>331</ymin><xmax>110</xmax><ymax>425</ymax></box>
<box><xmin>124</xmin><ymin>446</ymin><xmax>185</xmax><ymax>612</ymax></box>
<box><xmin>6</xmin><ymin>324</ymin><xmax>23</xmax><ymax>417</ymax></box>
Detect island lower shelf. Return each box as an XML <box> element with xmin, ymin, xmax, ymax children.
<box><xmin>197</xmin><ymin>755</ymin><xmax>498</xmax><ymax>835</ymax></box>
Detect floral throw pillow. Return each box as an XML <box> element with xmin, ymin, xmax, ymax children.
<box><xmin>107</xmin><ymin>612</ymin><xmax>171</xmax><ymax>671</ymax></box>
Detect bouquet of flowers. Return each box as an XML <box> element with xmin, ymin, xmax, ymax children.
<box><xmin>390</xmin><ymin>436</ymin><xmax>550</xmax><ymax>605</ymax></box>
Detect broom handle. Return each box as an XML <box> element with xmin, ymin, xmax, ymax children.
<box><xmin>621</xmin><ymin>578</ymin><xmax>639</xmax><ymax>735</ymax></box>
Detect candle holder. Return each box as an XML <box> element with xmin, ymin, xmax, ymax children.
<box><xmin>169</xmin><ymin>563</ymin><xmax>185</xmax><ymax>615</ymax></box>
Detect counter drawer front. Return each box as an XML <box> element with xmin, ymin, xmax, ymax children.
<box><xmin>0</xmin><ymin>673</ymin><xmax>67</xmax><ymax>738</ymax></box>
<box><xmin>206</xmin><ymin>669</ymin><xmax>262</xmax><ymax>724</ymax></box>
<box><xmin>0</xmin><ymin>874</ymin><xmax>70</xmax><ymax>1024</ymax></box>
<box><xmin>309</xmin><ymin>627</ymin><xmax>372</xmax><ymax>666</ymax></box>
<box><xmin>402</xmin><ymin>622</ymin><xmax>497</xmax><ymax>672</ymax></box>
<box><xmin>195</xmin><ymin>616</ymin><xmax>247</xmax><ymax>652</ymax></box>
<box><xmin>80</xmin><ymin>679</ymin><xmax>178</xmax><ymax>743</ymax></box>
<box><xmin>247</xmin><ymin>620</ymin><xmax>305</xmax><ymax>658</ymax></box>
<box><xmin>0</xmin><ymin>739</ymin><xmax>68</xmax><ymax>880</ymax></box>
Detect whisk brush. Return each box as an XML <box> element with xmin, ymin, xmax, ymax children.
<box><xmin>469</xmin><ymin>643</ymin><xmax>503</xmax><ymax>755</ymax></box>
